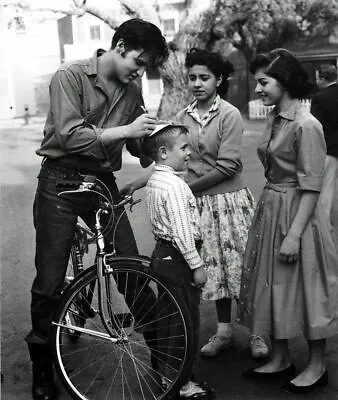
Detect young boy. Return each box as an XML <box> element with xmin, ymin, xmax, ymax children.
<box><xmin>142</xmin><ymin>123</ymin><xmax>215</xmax><ymax>400</ymax></box>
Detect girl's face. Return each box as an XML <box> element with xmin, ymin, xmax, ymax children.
<box><xmin>254</xmin><ymin>68</ymin><xmax>286</xmax><ymax>107</ymax></box>
<box><xmin>187</xmin><ymin>65</ymin><xmax>221</xmax><ymax>103</ymax></box>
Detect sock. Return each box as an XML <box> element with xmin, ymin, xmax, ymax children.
<box><xmin>216</xmin><ymin>322</ymin><xmax>232</xmax><ymax>336</ymax></box>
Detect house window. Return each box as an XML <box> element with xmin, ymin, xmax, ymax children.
<box><xmin>89</xmin><ymin>25</ymin><xmax>101</xmax><ymax>40</ymax></box>
<box><xmin>162</xmin><ymin>19</ymin><xmax>176</xmax><ymax>35</ymax></box>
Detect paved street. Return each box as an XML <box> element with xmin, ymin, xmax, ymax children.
<box><xmin>1</xmin><ymin>117</ymin><xmax>338</xmax><ymax>400</ymax></box>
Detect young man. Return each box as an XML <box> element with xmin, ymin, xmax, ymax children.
<box><xmin>311</xmin><ymin>64</ymin><xmax>338</xmax><ymax>219</ymax></box>
<box><xmin>26</xmin><ymin>18</ymin><xmax>168</xmax><ymax>400</ymax></box>
<box><xmin>142</xmin><ymin>123</ymin><xmax>215</xmax><ymax>400</ymax></box>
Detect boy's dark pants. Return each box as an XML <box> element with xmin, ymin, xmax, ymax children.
<box><xmin>151</xmin><ymin>240</ymin><xmax>200</xmax><ymax>382</ymax></box>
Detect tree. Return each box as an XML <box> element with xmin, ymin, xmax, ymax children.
<box><xmin>2</xmin><ymin>0</ymin><xmax>338</xmax><ymax>117</ymax></box>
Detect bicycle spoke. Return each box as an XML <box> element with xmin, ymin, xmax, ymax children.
<box><xmin>54</xmin><ymin>263</ymin><xmax>193</xmax><ymax>400</ymax></box>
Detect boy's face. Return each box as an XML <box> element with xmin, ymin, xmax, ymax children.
<box><xmin>164</xmin><ymin>133</ymin><xmax>191</xmax><ymax>172</ymax></box>
<box><xmin>113</xmin><ymin>41</ymin><xmax>150</xmax><ymax>84</ymax></box>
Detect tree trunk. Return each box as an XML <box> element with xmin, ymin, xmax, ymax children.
<box><xmin>157</xmin><ymin>50</ymin><xmax>192</xmax><ymax>119</ymax></box>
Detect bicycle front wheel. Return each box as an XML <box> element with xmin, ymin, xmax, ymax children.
<box><xmin>53</xmin><ymin>259</ymin><xmax>194</xmax><ymax>400</ymax></box>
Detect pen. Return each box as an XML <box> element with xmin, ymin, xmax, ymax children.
<box><xmin>140</xmin><ymin>105</ymin><xmax>148</xmax><ymax>113</ymax></box>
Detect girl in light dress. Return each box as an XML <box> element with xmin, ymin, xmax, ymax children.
<box><xmin>238</xmin><ymin>48</ymin><xmax>338</xmax><ymax>395</ymax></box>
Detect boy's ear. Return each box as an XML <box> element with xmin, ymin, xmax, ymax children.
<box><xmin>216</xmin><ymin>75</ymin><xmax>223</xmax><ymax>88</ymax></box>
<box><xmin>158</xmin><ymin>145</ymin><xmax>167</xmax><ymax>159</ymax></box>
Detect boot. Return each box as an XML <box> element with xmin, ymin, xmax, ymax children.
<box><xmin>28</xmin><ymin>343</ymin><xmax>57</xmax><ymax>400</ymax></box>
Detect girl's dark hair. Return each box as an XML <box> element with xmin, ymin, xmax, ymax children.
<box><xmin>185</xmin><ymin>48</ymin><xmax>234</xmax><ymax>97</ymax></box>
<box><xmin>111</xmin><ymin>18</ymin><xmax>169</xmax><ymax>68</ymax></box>
<box><xmin>250</xmin><ymin>48</ymin><xmax>313</xmax><ymax>99</ymax></box>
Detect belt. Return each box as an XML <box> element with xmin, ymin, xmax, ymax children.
<box><xmin>42</xmin><ymin>158</ymin><xmax>113</xmax><ymax>178</ymax></box>
<box><xmin>264</xmin><ymin>182</ymin><xmax>297</xmax><ymax>193</ymax></box>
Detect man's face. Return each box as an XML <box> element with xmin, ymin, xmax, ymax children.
<box><xmin>114</xmin><ymin>44</ymin><xmax>150</xmax><ymax>84</ymax></box>
<box><xmin>315</xmin><ymin>70</ymin><xmax>326</xmax><ymax>89</ymax></box>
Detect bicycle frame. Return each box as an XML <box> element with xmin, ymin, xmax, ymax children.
<box><xmin>53</xmin><ymin>177</ymin><xmax>143</xmax><ymax>342</ymax></box>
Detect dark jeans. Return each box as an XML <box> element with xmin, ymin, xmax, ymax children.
<box><xmin>26</xmin><ymin>160</ymin><xmax>141</xmax><ymax>345</ymax></box>
<box><xmin>150</xmin><ymin>240</ymin><xmax>201</xmax><ymax>380</ymax></box>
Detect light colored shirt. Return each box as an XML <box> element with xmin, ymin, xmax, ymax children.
<box><xmin>175</xmin><ymin>96</ymin><xmax>245</xmax><ymax>195</ymax></box>
<box><xmin>36</xmin><ymin>49</ymin><xmax>146</xmax><ymax>172</ymax></box>
<box><xmin>146</xmin><ymin>164</ymin><xmax>203</xmax><ymax>270</ymax></box>
<box><xmin>258</xmin><ymin>100</ymin><xmax>326</xmax><ymax>191</ymax></box>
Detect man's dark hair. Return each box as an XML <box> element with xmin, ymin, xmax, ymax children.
<box><xmin>317</xmin><ymin>64</ymin><xmax>337</xmax><ymax>83</ymax></box>
<box><xmin>111</xmin><ymin>18</ymin><xmax>169</xmax><ymax>68</ymax></box>
<box><xmin>250</xmin><ymin>48</ymin><xmax>313</xmax><ymax>99</ymax></box>
<box><xmin>185</xmin><ymin>48</ymin><xmax>234</xmax><ymax>97</ymax></box>
<box><xmin>142</xmin><ymin>124</ymin><xmax>189</xmax><ymax>161</ymax></box>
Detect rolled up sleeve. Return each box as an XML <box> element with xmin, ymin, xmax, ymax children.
<box><xmin>216</xmin><ymin>108</ymin><xmax>243</xmax><ymax>176</ymax></box>
<box><xmin>296</xmin><ymin>119</ymin><xmax>326</xmax><ymax>191</ymax></box>
<box><xmin>51</xmin><ymin>69</ymin><xmax>109</xmax><ymax>161</ymax></box>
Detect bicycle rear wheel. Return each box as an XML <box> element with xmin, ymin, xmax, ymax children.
<box><xmin>53</xmin><ymin>259</ymin><xmax>194</xmax><ymax>400</ymax></box>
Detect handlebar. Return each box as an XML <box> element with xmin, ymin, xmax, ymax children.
<box><xmin>57</xmin><ymin>176</ymin><xmax>141</xmax><ymax>212</ymax></box>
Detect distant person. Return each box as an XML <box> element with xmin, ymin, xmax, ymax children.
<box><xmin>143</xmin><ymin>123</ymin><xmax>215</xmax><ymax>400</ymax></box>
<box><xmin>175</xmin><ymin>48</ymin><xmax>268</xmax><ymax>359</ymax></box>
<box><xmin>25</xmin><ymin>18</ymin><xmax>168</xmax><ymax>400</ymax></box>
<box><xmin>311</xmin><ymin>63</ymin><xmax>338</xmax><ymax>219</ymax></box>
<box><xmin>238</xmin><ymin>48</ymin><xmax>338</xmax><ymax>395</ymax></box>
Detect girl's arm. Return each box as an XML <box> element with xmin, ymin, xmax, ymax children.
<box><xmin>279</xmin><ymin>191</ymin><xmax>319</xmax><ymax>264</ymax></box>
<box><xmin>280</xmin><ymin>118</ymin><xmax>326</xmax><ymax>264</ymax></box>
<box><xmin>188</xmin><ymin>169</ymin><xmax>228</xmax><ymax>193</ymax></box>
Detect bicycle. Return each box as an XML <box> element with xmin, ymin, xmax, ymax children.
<box><xmin>52</xmin><ymin>175</ymin><xmax>194</xmax><ymax>400</ymax></box>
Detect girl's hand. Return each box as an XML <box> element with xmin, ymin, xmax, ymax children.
<box><xmin>279</xmin><ymin>233</ymin><xmax>300</xmax><ymax>264</ymax></box>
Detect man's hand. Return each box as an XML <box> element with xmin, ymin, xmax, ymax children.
<box><xmin>279</xmin><ymin>232</ymin><xmax>300</xmax><ymax>264</ymax></box>
<box><xmin>120</xmin><ymin>182</ymin><xmax>136</xmax><ymax>197</ymax></box>
<box><xmin>127</xmin><ymin>113</ymin><xmax>157</xmax><ymax>138</ymax></box>
<box><xmin>192</xmin><ymin>266</ymin><xmax>207</xmax><ymax>288</ymax></box>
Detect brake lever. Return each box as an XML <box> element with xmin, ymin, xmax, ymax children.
<box><xmin>58</xmin><ymin>181</ymin><xmax>96</xmax><ymax>197</ymax></box>
<box><xmin>129</xmin><ymin>198</ymin><xmax>142</xmax><ymax>212</ymax></box>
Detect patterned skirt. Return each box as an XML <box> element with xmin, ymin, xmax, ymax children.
<box><xmin>197</xmin><ymin>188</ymin><xmax>255</xmax><ymax>301</ymax></box>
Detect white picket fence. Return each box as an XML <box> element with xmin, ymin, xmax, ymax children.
<box><xmin>248</xmin><ymin>99</ymin><xmax>311</xmax><ymax>120</ymax></box>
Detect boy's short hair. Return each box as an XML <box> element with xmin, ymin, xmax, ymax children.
<box><xmin>317</xmin><ymin>64</ymin><xmax>337</xmax><ymax>83</ymax></box>
<box><xmin>142</xmin><ymin>123</ymin><xmax>189</xmax><ymax>161</ymax></box>
<box><xmin>111</xmin><ymin>18</ymin><xmax>169</xmax><ymax>68</ymax></box>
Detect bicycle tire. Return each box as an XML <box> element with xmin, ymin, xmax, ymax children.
<box><xmin>53</xmin><ymin>259</ymin><xmax>194</xmax><ymax>400</ymax></box>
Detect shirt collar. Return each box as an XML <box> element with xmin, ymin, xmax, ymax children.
<box><xmin>185</xmin><ymin>94</ymin><xmax>220</xmax><ymax>114</ymax></box>
<box><xmin>272</xmin><ymin>99</ymin><xmax>300</xmax><ymax>121</ymax></box>
<box><xmin>85</xmin><ymin>49</ymin><xmax>106</xmax><ymax>76</ymax></box>
<box><xmin>154</xmin><ymin>164</ymin><xmax>186</xmax><ymax>177</ymax></box>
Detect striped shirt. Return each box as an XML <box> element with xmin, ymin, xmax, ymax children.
<box><xmin>146</xmin><ymin>164</ymin><xmax>203</xmax><ymax>270</ymax></box>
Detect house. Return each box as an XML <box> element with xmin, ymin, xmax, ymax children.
<box><xmin>0</xmin><ymin>1</ymin><xmax>188</xmax><ymax>119</ymax></box>
<box><xmin>0</xmin><ymin>9</ymin><xmax>61</xmax><ymax>119</ymax></box>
